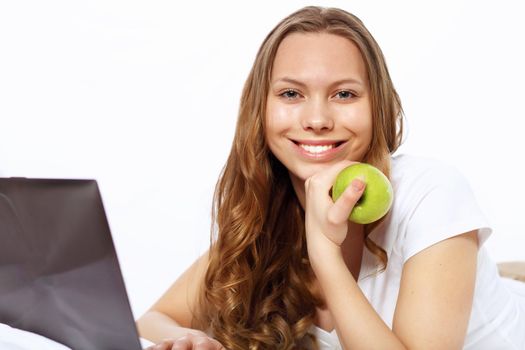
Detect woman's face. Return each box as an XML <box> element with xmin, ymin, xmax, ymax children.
<box><xmin>265</xmin><ymin>32</ymin><xmax>373</xmax><ymax>186</ymax></box>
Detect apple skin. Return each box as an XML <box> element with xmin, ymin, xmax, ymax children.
<box><xmin>331</xmin><ymin>163</ymin><xmax>393</xmax><ymax>224</ymax></box>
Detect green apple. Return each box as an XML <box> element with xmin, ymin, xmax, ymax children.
<box><xmin>331</xmin><ymin>163</ymin><xmax>393</xmax><ymax>224</ymax></box>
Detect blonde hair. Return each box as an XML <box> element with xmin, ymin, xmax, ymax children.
<box><xmin>193</xmin><ymin>6</ymin><xmax>404</xmax><ymax>349</ymax></box>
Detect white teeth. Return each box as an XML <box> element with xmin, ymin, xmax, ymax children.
<box><xmin>299</xmin><ymin>143</ymin><xmax>335</xmax><ymax>153</ymax></box>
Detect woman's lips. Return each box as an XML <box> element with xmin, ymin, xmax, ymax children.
<box><xmin>291</xmin><ymin>139</ymin><xmax>348</xmax><ymax>160</ymax></box>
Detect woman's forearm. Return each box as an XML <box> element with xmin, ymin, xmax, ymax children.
<box><xmin>136</xmin><ymin>310</ymin><xmax>205</xmax><ymax>344</ymax></box>
<box><xmin>311</xmin><ymin>251</ymin><xmax>406</xmax><ymax>350</ymax></box>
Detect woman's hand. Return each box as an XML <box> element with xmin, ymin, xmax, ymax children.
<box><xmin>145</xmin><ymin>331</ymin><xmax>225</xmax><ymax>350</ymax></box>
<box><xmin>304</xmin><ymin>160</ymin><xmax>365</xmax><ymax>255</ymax></box>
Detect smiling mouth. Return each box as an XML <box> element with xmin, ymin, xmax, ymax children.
<box><xmin>292</xmin><ymin>140</ymin><xmax>345</xmax><ymax>154</ymax></box>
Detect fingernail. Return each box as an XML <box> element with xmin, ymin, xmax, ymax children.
<box><xmin>351</xmin><ymin>178</ymin><xmax>365</xmax><ymax>191</ymax></box>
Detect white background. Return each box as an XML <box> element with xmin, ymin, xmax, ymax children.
<box><xmin>1</xmin><ymin>0</ymin><xmax>524</xmax><ymax>319</ymax></box>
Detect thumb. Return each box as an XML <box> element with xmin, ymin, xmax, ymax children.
<box><xmin>328</xmin><ymin>177</ymin><xmax>366</xmax><ymax>224</ymax></box>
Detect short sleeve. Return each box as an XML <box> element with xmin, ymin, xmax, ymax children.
<box><xmin>401</xmin><ymin>164</ymin><xmax>492</xmax><ymax>263</ymax></box>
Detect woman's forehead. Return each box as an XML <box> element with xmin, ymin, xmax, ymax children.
<box><xmin>270</xmin><ymin>32</ymin><xmax>368</xmax><ymax>86</ymax></box>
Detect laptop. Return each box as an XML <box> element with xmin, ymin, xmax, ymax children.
<box><xmin>0</xmin><ymin>177</ymin><xmax>146</xmax><ymax>350</ymax></box>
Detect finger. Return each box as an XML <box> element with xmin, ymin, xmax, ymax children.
<box><xmin>306</xmin><ymin>160</ymin><xmax>359</xmax><ymax>194</ymax></box>
<box><xmin>212</xmin><ymin>339</ymin><xmax>227</xmax><ymax>350</ymax></box>
<box><xmin>171</xmin><ymin>338</ymin><xmax>192</xmax><ymax>350</ymax></box>
<box><xmin>327</xmin><ymin>177</ymin><xmax>366</xmax><ymax>224</ymax></box>
<box><xmin>193</xmin><ymin>336</ymin><xmax>225</xmax><ymax>350</ymax></box>
<box><xmin>151</xmin><ymin>340</ymin><xmax>175</xmax><ymax>350</ymax></box>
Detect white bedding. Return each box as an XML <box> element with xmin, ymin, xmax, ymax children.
<box><xmin>0</xmin><ymin>323</ymin><xmax>154</xmax><ymax>350</ymax></box>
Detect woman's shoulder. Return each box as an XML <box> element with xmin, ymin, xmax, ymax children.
<box><xmin>386</xmin><ymin>153</ymin><xmax>492</xmax><ymax>262</ymax></box>
<box><xmin>387</xmin><ymin>153</ymin><xmax>477</xmax><ymax>219</ymax></box>
<box><xmin>390</xmin><ymin>153</ymin><xmax>467</xmax><ymax>191</ymax></box>
<box><xmin>391</xmin><ymin>153</ymin><xmax>459</xmax><ymax>176</ymax></box>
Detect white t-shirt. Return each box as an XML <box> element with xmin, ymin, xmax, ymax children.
<box><xmin>312</xmin><ymin>154</ymin><xmax>525</xmax><ymax>350</ymax></box>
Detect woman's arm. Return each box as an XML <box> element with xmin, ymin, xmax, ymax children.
<box><xmin>393</xmin><ymin>230</ymin><xmax>478</xmax><ymax>349</ymax></box>
<box><xmin>136</xmin><ymin>250</ymin><xmax>211</xmax><ymax>343</ymax></box>
<box><xmin>304</xmin><ymin>160</ymin><xmax>479</xmax><ymax>349</ymax></box>
<box><xmin>137</xmin><ymin>309</ymin><xmax>225</xmax><ymax>350</ymax></box>
<box><xmin>311</xmin><ymin>231</ymin><xmax>478</xmax><ymax>350</ymax></box>
<box><xmin>137</xmin><ymin>310</ymin><xmax>207</xmax><ymax>342</ymax></box>
<box><xmin>309</xmin><ymin>242</ymin><xmax>406</xmax><ymax>350</ymax></box>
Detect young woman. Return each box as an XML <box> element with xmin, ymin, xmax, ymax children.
<box><xmin>137</xmin><ymin>6</ymin><xmax>525</xmax><ymax>350</ymax></box>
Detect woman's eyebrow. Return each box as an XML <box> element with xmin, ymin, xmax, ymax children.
<box><xmin>271</xmin><ymin>77</ymin><xmax>364</xmax><ymax>88</ymax></box>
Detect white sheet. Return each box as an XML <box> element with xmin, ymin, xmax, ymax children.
<box><xmin>0</xmin><ymin>323</ymin><xmax>155</xmax><ymax>350</ymax></box>
<box><xmin>0</xmin><ymin>323</ymin><xmax>70</xmax><ymax>350</ymax></box>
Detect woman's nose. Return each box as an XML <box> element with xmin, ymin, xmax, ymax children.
<box><xmin>300</xmin><ymin>99</ymin><xmax>334</xmax><ymax>132</ymax></box>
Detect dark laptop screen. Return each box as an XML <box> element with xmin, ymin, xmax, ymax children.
<box><xmin>0</xmin><ymin>178</ymin><xmax>142</xmax><ymax>350</ymax></box>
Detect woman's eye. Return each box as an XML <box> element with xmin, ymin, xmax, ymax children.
<box><xmin>335</xmin><ymin>90</ymin><xmax>354</xmax><ymax>99</ymax></box>
<box><xmin>280</xmin><ymin>89</ymin><xmax>300</xmax><ymax>99</ymax></box>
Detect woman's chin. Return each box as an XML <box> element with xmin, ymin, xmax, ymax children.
<box><xmin>289</xmin><ymin>164</ymin><xmax>333</xmax><ymax>183</ymax></box>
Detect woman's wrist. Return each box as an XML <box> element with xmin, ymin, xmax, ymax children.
<box><xmin>307</xmin><ymin>239</ymin><xmax>345</xmax><ymax>273</ymax></box>
<box><xmin>137</xmin><ymin>310</ymin><xmax>206</xmax><ymax>344</ymax></box>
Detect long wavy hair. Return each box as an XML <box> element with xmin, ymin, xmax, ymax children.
<box><xmin>193</xmin><ymin>6</ymin><xmax>404</xmax><ymax>349</ymax></box>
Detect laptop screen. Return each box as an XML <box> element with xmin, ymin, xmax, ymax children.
<box><xmin>0</xmin><ymin>178</ymin><xmax>142</xmax><ymax>350</ymax></box>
